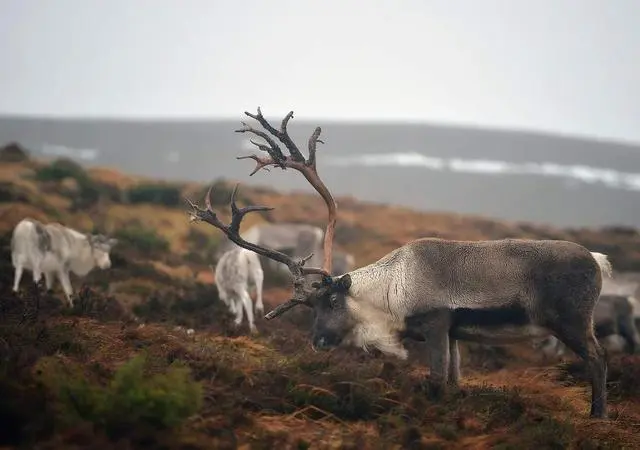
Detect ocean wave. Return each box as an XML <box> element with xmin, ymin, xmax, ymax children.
<box><xmin>41</xmin><ymin>143</ymin><xmax>99</xmax><ymax>161</ymax></box>
<box><xmin>325</xmin><ymin>152</ymin><xmax>640</xmax><ymax>192</ymax></box>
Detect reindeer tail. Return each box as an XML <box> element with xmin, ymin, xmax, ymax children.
<box><xmin>591</xmin><ymin>252</ymin><xmax>613</xmax><ymax>278</ymax></box>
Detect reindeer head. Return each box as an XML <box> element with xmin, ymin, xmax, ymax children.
<box><xmin>88</xmin><ymin>234</ymin><xmax>118</xmax><ymax>269</ymax></box>
<box><xmin>306</xmin><ymin>274</ymin><xmax>358</xmax><ymax>350</ymax></box>
<box><xmin>187</xmin><ymin>107</ymin><xmax>358</xmax><ymax>349</ymax></box>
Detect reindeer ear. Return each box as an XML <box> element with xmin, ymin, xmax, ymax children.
<box><xmin>335</xmin><ymin>274</ymin><xmax>351</xmax><ymax>293</ymax></box>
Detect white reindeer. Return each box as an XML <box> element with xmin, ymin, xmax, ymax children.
<box><xmin>187</xmin><ymin>107</ymin><xmax>611</xmax><ymax>419</ymax></box>
<box><xmin>211</xmin><ymin>247</ymin><xmax>264</xmax><ymax>333</ymax></box>
<box><xmin>11</xmin><ymin>218</ymin><xmax>117</xmax><ymax>306</ymax></box>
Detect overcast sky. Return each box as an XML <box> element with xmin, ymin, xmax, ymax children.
<box><xmin>2</xmin><ymin>0</ymin><xmax>639</xmax><ymax>143</ymax></box>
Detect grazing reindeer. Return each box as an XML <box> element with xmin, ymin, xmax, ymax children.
<box><xmin>187</xmin><ymin>107</ymin><xmax>611</xmax><ymax>419</ymax></box>
<box><xmin>11</xmin><ymin>218</ymin><xmax>117</xmax><ymax>306</ymax></box>
<box><xmin>210</xmin><ymin>247</ymin><xmax>264</xmax><ymax>333</ymax></box>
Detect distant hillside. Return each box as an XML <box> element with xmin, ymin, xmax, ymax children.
<box><xmin>2</xmin><ymin>115</ymin><xmax>640</xmax><ymax>228</ymax></box>
<box><xmin>1</xmin><ymin>151</ymin><xmax>640</xmax><ymax>275</ymax></box>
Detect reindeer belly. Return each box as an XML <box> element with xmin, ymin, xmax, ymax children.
<box><xmin>449</xmin><ymin>304</ymin><xmax>548</xmax><ymax>344</ymax></box>
<box><xmin>41</xmin><ymin>253</ymin><xmax>62</xmax><ymax>272</ymax></box>
<box><xmin>451</xmin><ymin>324</ymin><xmax>549</xmax><ymax>344</ymax></box>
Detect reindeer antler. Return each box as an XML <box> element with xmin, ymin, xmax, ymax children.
<box><xmin>188</xmin><ymin>108</ymin><xmax>337</xmax><ymax>320</ymax></box>
<box><xmin>235</xmin><ymin>107</ymin><xmax>337</xmax><ymax>276</ymax></box>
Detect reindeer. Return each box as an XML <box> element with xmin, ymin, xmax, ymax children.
<box><xmin>187</xmin><ymin>107</ymin><xmax>611</xmax><ymax>419</ymax></box>
<box><xmin>210</xmin><ymin>247</ymin><xmax>264</xmax><ymax>333</ymax></box>
<box><xmin>11</xmin><ymin>218</ymin><xmax>118</xmax><ymax>306</ymax></box>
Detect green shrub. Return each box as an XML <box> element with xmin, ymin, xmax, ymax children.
<box><xmin>114</xmin><ymin>225</ymin><xmax>169</xmax><ymax>255</ymax></box>
<box><xmin>34</xmin><ymin>158</ymin><xmax>87</xmax><ymax>182</ymax></box>
<box><xmin>33</xmin><ymin>158</ymin><xmax>120</xmax><ymax>209</ymax></box>
<box><xmin>35</xmin><ymin>354</ymin><xmax>203</xmax><ymax>438</ymax></box>
<box><xmin>128</xmin><ymin>183</ymin><xmax>182</xmax><ymax>207</ymax></box>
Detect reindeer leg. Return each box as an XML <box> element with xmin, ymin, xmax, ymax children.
<box><xmin>254</xmin><ymin>269</ymin><xmax>264</xmax><ymax>315</ymax></box>
<box><xmin>13</xmin><ymin>263</ymin><xmax>24</xmax><ymax>293</ymax></box>
<box><xmin>448</xmin><ymin>339</ymin><xmax>461</xmax><ymax>386</ymax></box>
<box><xmin>233</xmin><ymin>296</ymin><xmax>244</xmax><ymax>327</ymax></box>
<box><xmin>427</xmin><ymin>330</ymin><xmax>450</xmax><ymax>398</ymax></box>
<box><xmin>32</xmin><ymin>265</ymin><xmax>42</xmax><ymax>287</ymax></box>
<box><xmin>240</xmin><ymin>290</ymin><xmax>257</xmax><ymax>334</ymax></box>
<box><xmin>58</xmin><ymin>269</ymin><xmax>74</xmax><ymax>307</ymax></box>
<box><xmin>420</xmin><ymin>311</ymin><xmax>452</xmax><ymax>399</ymax></box>
<box><xmin>552</xmin><ymin>325</ymin><xmax>607</xmax><ymax>418</ymax></box>
<box><xmin>44</xmin><ymin>271</ymin><xmax>54</xmax><ymax>291</ymax></box>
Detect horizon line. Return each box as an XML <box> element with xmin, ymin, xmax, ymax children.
<box><xmin>1</xmin><ymin>111</ymin><xmax>639</xmax><ymax>149</ymax></box>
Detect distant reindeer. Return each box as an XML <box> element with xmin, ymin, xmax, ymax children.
<box><xmin>536</xmin><ymin>294</ymin><xmax>640</xmax><ymax>358</ymax></box>
<box><xmin>601</xmin><ymin>272</ymin><xmax>640</xmax><ymax>328</ymax></box>
<box><xmin>218</xmin><ymin>223</ymin><xmax>354</xmax><ymax>277</ymax></box>
<box><xmin>210</xmin><ymin>247</ymin><xmax>264</xmax><ymax>333</ymax></box>
<box><xmin>216</xmin><ymin>223</ymin><xmax>324</xmax><ymax>273</ymax></box>
<box><xmin>331</xmin><ymin>250</ymin><xmax>355</xmax><ymax>276</ymax></box>
<box><xmin>11</xmin><ymin>218</ymin><xmax>118</xmax><ymax>306</ymax></box>
<box><xmin>187</xmin><ymin>107</ymin><xmax>611</xmax><ymax>419</ymax></box>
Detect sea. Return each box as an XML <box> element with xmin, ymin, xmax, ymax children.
<box><xmin>1</xmin><ymin>115</ymin><xmax>640</xmax><ymax>229</ymax></box>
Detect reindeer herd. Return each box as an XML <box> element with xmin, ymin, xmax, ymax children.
<box><xmin>9</xmin><ymin>107</ymin><xmax>640</xmax><ymax>420</ymax></box>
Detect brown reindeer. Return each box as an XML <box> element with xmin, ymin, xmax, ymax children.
<box><xmin>187</xmin><ymin>107</ymin><xmax>612</xmax><ymax>419</ymax></box>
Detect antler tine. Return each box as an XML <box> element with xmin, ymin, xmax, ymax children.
<box><xmin>235</xmin><ymin>121</ymin><xmax>287</xmax><ymax>169</ymax></box>
<box><xmin>306</xmin><ymin>126</ymin><xmax>324</xmax><ymax>169</ymax></box>
<box><xmin>228</xmin><ymin>184</ymin><xmax>273</xmax><ymax>233</ymax></box>
<box><xmin>264</xmin><ymin>298</ymin><xmax>310</xmax><ymax>320</ymax></box>
<box><xmin>243</xmin><ymin>108</ymin><xmax>306</xmax><ymax>163</ymax></box>
<box><xmin>236</xmin><ymin>154</ymin><xmax>275</xmax><ymax>177</ymax></box>
<box><xmin>236</xmin><ymin>107</ymin><xmax>338</xmax><ymax>276</ymax></box>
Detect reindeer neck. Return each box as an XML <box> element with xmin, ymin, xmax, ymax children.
<box><xmin>348</xmin><ymin>259</ymin><xmax>397</xmax><ymax>312</ymax></box>
<box><xmin>67</xmin><ymin>235</ymin><xmax>95</xmax><ymax>276</ymax></box>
